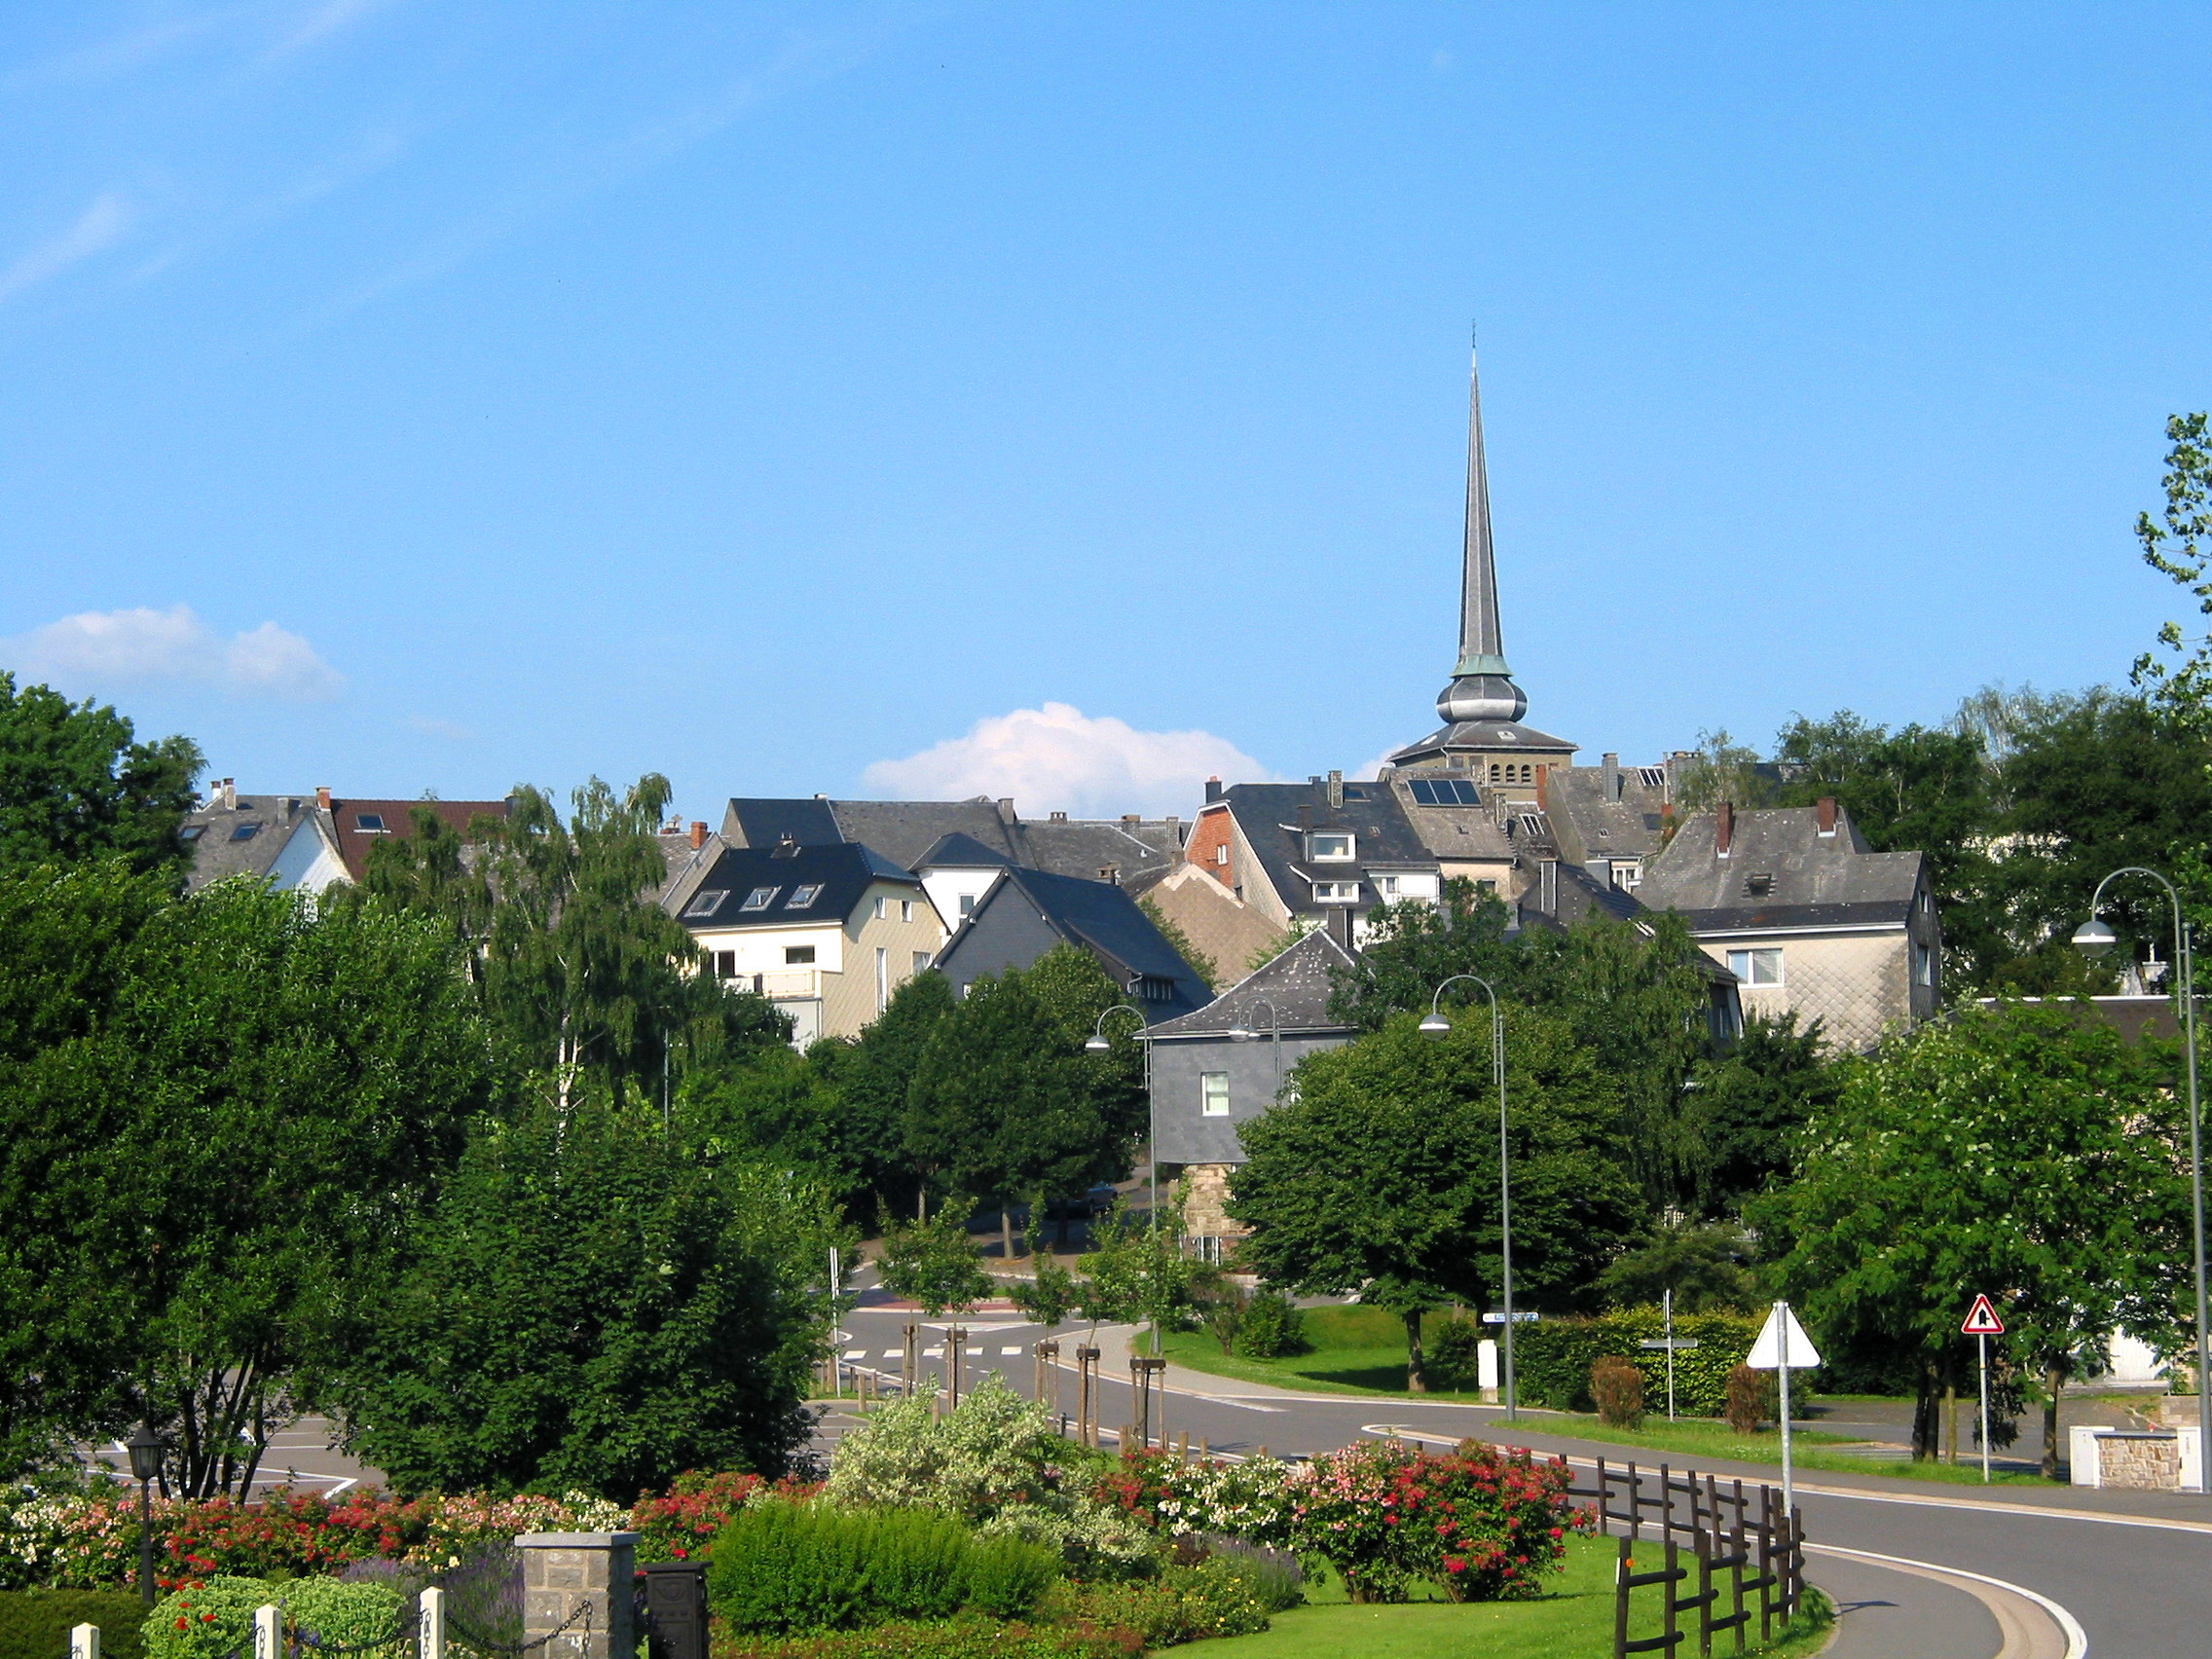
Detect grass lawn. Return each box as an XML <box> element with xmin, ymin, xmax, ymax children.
<box><xmin>1201</xmin><ymin>1533</ymin><xmax>1833</xmax><ymax>1658</ymax></box>
<box><xmin>1163</xmin><ymin>1319</ymin><xmax>2059</xmax><ymax>1489</ymax></box>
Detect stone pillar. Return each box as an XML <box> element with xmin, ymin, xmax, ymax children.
<box><xmin>518</xmin><ymin>1531</ymin><xmax>640</xmax><ymax>1659</ymax></box>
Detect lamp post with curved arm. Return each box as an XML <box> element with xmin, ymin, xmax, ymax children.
<box><xmin>1087</xmin><ymin>1001</ymin><xmax>1157</xmax><ymax>1350</ymax></box>
<box><xmin>1420</xmin><ymin>974</ymin><xmax>1516</xmax><ymax>1419</ymax></box>
<box><xmin>1228</xmin><ymin>1000</ymin><xmax>1285</xmax><ymax>1090</ymax></box>
<box><xmin>2074</xmin><ymin>866</ymin><xmax>2205</xmax><ymax>1491</ymax></box>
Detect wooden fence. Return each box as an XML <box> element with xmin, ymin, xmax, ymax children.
<box><xmin>1570</xmin><ymin>1457</ymin><xmax>1805</xmax><ymax>1657</ymax></box>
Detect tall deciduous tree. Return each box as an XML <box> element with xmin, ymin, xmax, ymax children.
<box><xmin>0</xmin><ymin>675</ymin><xmax>201</xmax><ymax>882</ymax></box>
<box><xmin>1229</xmin><ymin>1009</ymin><xmax>1644</xmax><ymax>1391</ymax></box>
<box><xmin>1758</xmin><ymin>1002</ymin><xmax>2189</xmax><ymax>1469</ymax></box>
<box><xmin>338</xmin><ymin>1089</ymin><xmax>834</xmax><ymax>1497</ymax></box>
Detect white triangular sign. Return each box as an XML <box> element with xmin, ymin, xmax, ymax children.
<box><xmin>1747</xmin><ymin>1301</ymin><xmax>1822</xmax><ymax>1370</ymax></box>
<box><xmin>1962</xmin><ymin>1294</ymin><xmax>2006</xmax><ymax>1336</ymax></box>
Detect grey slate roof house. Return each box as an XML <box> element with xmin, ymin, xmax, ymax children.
<box><xmin>719</xmin><ymin>795</ymin><xmax>1188</xmax><ymax>886</ymax></box>
<box><xmin>1198</xmin><ymin>772</ymin><xmax>1444</xmax><ymax>945</ymax></box>
<box><xmin>1638</xmin><ymin>799</ymin><xmax>1939</xmax><ymax>1051</ymax></box>
<box><xmin>929</xmin><ymin>865</ymin><xmax>1210</xmax><ymax>1024</ymax></box>
<box><xmin>1145</xmin><ymin>928</ymin><xmax>1361</xmax><ymax>1252</ymax></box>
<box><xmin>181</xmin><ymin>782</ymin><xmax>510</xmax><ymax>895</ymax></box>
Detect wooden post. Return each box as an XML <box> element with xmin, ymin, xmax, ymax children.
<box><xmin>1614</xmin><ymin>1534</ymin><xmax>1633</xmax><ymax>1659</ymax></box>
<box><xmin>1755</xmin><ymin>1490</ymin><xmax>1773</xmax><ymax>1643</ymax></box>
<box><xmin>1199</xmin><ymin>1437</ymin><xmax>1210</xmax><ymax>1459</ymax></box>
<box><xmin>1036</xmin><ymin>1340</ymin><xmax>1059</xmax><ymax>1408</ymax></box>
<box><xmin>1177</xmin><ymin>1432</ymin><xmax>1190</xmax><ymax>1462</ymax></box>
<box><xmin>948</xmin><ymin>1326</ymin><xmax>967</xmax><ymax>1409</ymax></box>
<box><xmin>1697</xmin><ymin>1531</ymin><xmax>1714</xmax><ymax>1658</ymax></box>
<box><xmin>903</xmin><ymin>1322</ymin><xmax>917</xmax><ymax>1392</ymax></box>
<box><xmin>1077</xmin><ymin>1346</ymin><xmax>1099</xmax><ymax>1447</ymax></box>
<box><xmin>1627</xmin><ymin>1462</ymin><xmax>1640</xmax><ymax>1541</ymax></box>
<box><xmin>1729</xmin><ymin>1524</ymin><xmax>1748</xmax><ymax>1656</ymax></box>
<box><xmin>1663</xmin><ymin>1539</ymin><xmax>1679</xmax><ymax>1657</ymax></box>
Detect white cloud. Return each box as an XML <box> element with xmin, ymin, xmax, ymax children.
<box><xmin>0</xmin><ymin>194</ymin><xmax>130</xmax><ymax>303</ymax></box>
<box><xmin>4</xmin><ymin>605</ymin><xmax>344</xmax><ymax>701</ymax></box>
<box><xmin>864</xmin><ymin>703</ymin><xmax>1274</xmax><ymax>820</ymax></box>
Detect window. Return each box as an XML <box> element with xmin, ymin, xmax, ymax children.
<box><xmin>684</xmin><ymin>889</ymin><xmax>729</xmax><ymax>919</ymax></box>
<box><xmin>741</xmin><ymin>886</ymin><xmax>780</xmax><ymax>911</ymax></box>
<box><xmin>785</xmin><ymin>945</ymin><xmax>816</xmax><ymax>965</ymax></box>
<box><xmin>873</xmin><ymin>897</ymin><xmax>887</xmax><ymax>920</ymax></box>
<box><xmin>179</xmin><ymin>825</ymin><xmax>205</xmax><ymax>842</ymax></box>
<box><xmin>1408</xmin><ymin>777</ymin><xmax>1481</xmax><ymax>806</ymax></box>
<box><xmin>1307</xmin><ymin>832</ymin><xmax>1354</xmax><ymax>861</ymax></box>
<box><xmin>230</xmin><ymin>823</ymin><xmax>261</xmax><ymax>842</ymax></box>
<box><xmin>1614</xmin><ymin>863</ymin><xmax>1641</xmax><ymax>890</ymax></box>
<box><xmin>958</xmin><ymin>893</ymin><xmax>977</xmax><ymax>917</ymax></box>
<box><xmin>1311</xmin><ymin>879</ymin><xmax>1358</xmax><ymax>903</ymax></box>
<box><xmin>1914</xmin><ymin>941</ymin><xmax>1936</xmax><ymax>988</ymax></box>
<box><xmin>1476</xmin><ymin>879</ymin><xmax>1498</xmax><ymax>896</ymax></box>
<box><xmin>1136</xmin><ymin>975</ymin><xmax>1174</xmax><ymax>1002</ymax></box>
<box><xmin>355</xmin><ymin>814</ymin><xmax>387</xmax><ymax>832</ymax></box>
<box><xmin>785</xmin><ymin>883</ymin><xmax>824</xmax><ymax>909</ymax></box>
<box><xmin>902</xmin><ymin>900</ymin><xmax>915</xmax><ymax>922</ymax></box>
<box><xmin>912</xmin><ymin>950</ymin><xmax>933</xmax><ymax>974</ymax></box>
<box><xmin>1639</xmin><ymin>766</ymin><xmax>1668</xmax><ymax>790</ymax></box>
<box><xmin>876</xmin><ymin>946</ymin><xmax>890</xmax><ymax>1012</ymax></box>
<box><xmin>1376</xmin><ymin>874</ymin><xmax>1400</xmax><ymax>897</ymax></box>
<box><xmin>1200</xmin><ymin>1073</ymin><xmax>1231</xmax><ymax>1117</ymax></box>
<box><xmin>1214</xmin><ymin>843</ymin><xmax>1230</xmax><ymax>865</ymax></box>
<box><xmin>1489</xmin><ymin>763</ymin><xmax>1502</xmax><ymax>782</ymax></box>
<box><xmin>1519</xmin><ymin>764</ymin><xmax>1534</xmax><ymax>784</ymax></box>
<box><xmin>1727</xmin><ymin>948</ymin><xmax>1785</xmax><ymax>987</ymax></box>
<box><xmin>713</xmin><ymin>950</ymin><xmax>736</xmax><ymax>978</ymax></box>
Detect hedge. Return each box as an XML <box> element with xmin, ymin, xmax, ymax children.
<box><xmin>0</xmin><ymin>1589</ymin><xmax>147</xmax><ymax>1659</ymax></box>
<box><xmin>1459</xmin><ymin>1309</ymin><xmax>1796</xmax><ymax>1416</ymax></box>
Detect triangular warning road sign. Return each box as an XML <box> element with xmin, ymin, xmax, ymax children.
<box><xmin>1962</xmin><ymin>1294</ymin><xmax>2006</xmax><ymax>1336</ymax></box>
<box><xmin>1747</xmin><ymin>1301</ymin><xmax>1822</xmax><ymax>1370</ymax></box>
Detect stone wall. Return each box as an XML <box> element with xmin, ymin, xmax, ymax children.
<box><xmin>2098</xmin><ymin>1432</ymin><xmax>2182</xmax><ymax>1490</ymax></box>
<box><xmin>1181</xmin><ymin>1163</ymin><xmax>1244</xmax><ymax>1241</ymax></box>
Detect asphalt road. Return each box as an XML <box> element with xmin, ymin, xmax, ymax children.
<box><xmin>833</xmin><ymin>1292</ymin><xmax>2212</xmax><ymax>1658</ymax></box>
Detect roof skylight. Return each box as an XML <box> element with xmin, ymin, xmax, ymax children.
<box><xmin>741</xmin><ymin>886</ymin><xmax>781</xmax><ymax>911</ymax></box>
<box><xmin>785</xmin><ymin>883</ymin><xmax>824</xmax><ymax>909</ymax></box>
<box><xmin>684</xmin><ymin>889</ymin><xmax>729</xmax><ymax>919</ymax></box>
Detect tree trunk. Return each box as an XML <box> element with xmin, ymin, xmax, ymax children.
<box><xmin>1001</xmin><ymin>1204</ymin><xmax>1016</xmax><ymax>1264</ymax></box>
<box><xmin>1911</xmin><ymin>1364</ymin><xmax>1941</xmax><ymax>1459</ymax></box>
<box><xmin>1404</xmin><ymin>1308</ymin><xmax>1428</xmax><ymax>1394</ymax></box>
<box><xmin>2042</xmin><ymin>1358</ymin><xmax>2064</xmax><ymax>1481</ymax></box>
<box><xmin>1944</xmin><ymin>1357</ymin><xmax>1959</xmax><ymax>1464</ymax></box>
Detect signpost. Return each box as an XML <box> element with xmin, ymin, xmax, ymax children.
<box><xmin>1749</xmin><ymin>1300</ymin><xmax>1822</xmax><ymax>1518</ymax></box>
<box><xmin>1480</xmin><ymin>1310</ymin><xmax>1539</xmax><ymax>1323</ymax></box>
<box><xmin>1962</xmin><ymin>1294</ymin><xmax>2006</xmax><ymax>1485</ymax></box>
<box><xmin>1639</xmin><ymin>1288</ymin><xmax>1702</xmax><ymax>1420</ymax></box>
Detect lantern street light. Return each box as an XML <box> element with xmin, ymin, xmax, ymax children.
<box><xmin>127</xmin><ymin>1425</ymin><xmax>165</xmax><ymax>1608</ymax></box>
<box><xmin>2074</xmin><ymin>866</ymin><xmax>2205</xmax><ymax>1492</ymax></box>
<box><xmin>1420</xmin><ymin>974</ymin><xmax>1517</xmax><ymax>1419</ymax></box>
<box><xmin>1227</xmin><ymin>1000</ymin><xmax>1285</xmax><ymax>1089</ymax></box>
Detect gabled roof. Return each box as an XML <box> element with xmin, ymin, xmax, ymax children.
<box><xmin>915</xmin><ymin>830</ymin><xmax>1016</xmax><ymax>870</ymax></box>
<box><xmin>181</xmin><ymin>793</ymin><xmax>319</xmax><ymax>891</ymax></box>
<box><xmin>327</xmin><ymin>797</ymin><xmax>510</xmax><ymax>883</ymax></box>
<box><xmin>670</xmin><ymin>840</ymin><xmax>919</xmax><ymax>932</ymax></box>
<box><xmin>1544</xmin><ymin>765</ymin><xmax>1671</xmax><ymax>863</ymax></box>
<box><xmin>722</xmin><ymin>794</ymin><xmax>1191</xmax><ymax>886</ymax></box>
<box><xmin>934</xmin><ymin>866</ymin><xmax>1210</xmax><ymax>1020</ymax></box>
<box><xmin>1146</xmin><ymin>927</ymin><xmax>1359</xmax><ymax>1039</ymax></box>
<box><xmin>1639</xmin><ymin>806</ymin><xmax>1925</xmax><ymax>932</ymax></box>
<box><xmin>1388</xmin><ymin>718</ymin><xmax>1580</xmax><ymax>765</ymax></box>
<box><xmin>1387</xmin><ymin>775</ymin><xmax>1516</xmax><ymax>862</ymax></box>
<box><xmin>1014</xmin><ymin>818</ymin><xmax>1184</xmax><ymax>887</ymax></box>
<box><xmin>723</xmin><ymin>797</ymin><xmax>842</xmax><ymax>850</ymax></box>
<box><xmin>1221</xmin><ymin>779</ymin><xmax>1440</xmax><ymax>916</ymax></box>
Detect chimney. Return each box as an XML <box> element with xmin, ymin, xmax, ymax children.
<box><xmin>1603</xmin><ymin>753</ymin><xmax>1620</xmax><ymax>802</ymax></box>
<box><xmin>1540</xmin><ymin>858</ymin><xmax>1559</xmax><ymax>913</ymax></box>
<box><xmin>690</xmin><ymin>821</ymin><xmax>707</xmax><ymax>850</ymax></box>
<box><xmin>1051</xmin><ymin>810</ymin><xmax>1068</xmax><ymax>823</ymax></box>
<box><xmin>1297</xmin><ymin>803</ymin><xmax>1312</xmax><ymax>830</ymax></box>
<box><xmin>1327</xmin><ymin>769</ymin><xmax>1344</xmax><ymax>809</ymax></box>
<box><xmin>314</xmin><ymin>785</ymin><xmax>331</xmax><ymax>812</ymax></box>
<box><xmin>996</xmin><ymin>797</ymin><xmax>1017</xmax><ymax>826</ymax></box>
<box><xmin>1122</xmin><ymin>813</ymin><xmax>1141</xmax><ymax>827</ymax></box>
<box><xmin>1326</xmin><ymin>903</ymin><xmax>1354</xmax><ymax>950</ymax></box>
<box><xmin>1534</xmin><ymin>767</ymin><xmax>1549</xmax><ymax>810</ymax></box>
<box><xmin>217</xmin><ymin>778</ymin><xmax>236</xmax><ymax>811</ymax></box>
<box><xmin>1716</xmin><ymin>800</ymin><xmax>1734</xmax><ymax>858</ymax></box>
<box><xmin>1586</xmin><ymin>857</ymin><xmax>1613</xmax><ymax>890</ymax></box>
<box><xmin>1205</xmin><ymin>775</ymin><xmax>1224</xmax><ymax>803</ymax></box>
<box><xmin>1817</xmin><ymin>796</ymin><xmax>1838</xmax><ymax>836</ymax></box>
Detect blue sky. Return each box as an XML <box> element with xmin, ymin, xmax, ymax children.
<box><xmin>3</xmin><ymin>4</ymin><xmax>2208</xmax><ymax>820</ymax></box>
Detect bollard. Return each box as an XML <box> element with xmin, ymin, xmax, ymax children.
<box><xmin>421</xmin><ymin>1587</ymin><xmax>446</xmax><ymax>1659</ymax></box>
<box><xmin>254</xmin><ymin>1605</ymin><xmax>281</xmax><ymax>1659</ymax></box>
<box><xmin>68</xmin><ymin>1625</ymin><xmax>97</xmax><ymax>1659</ymax></box>
<box><xmin>517</xmin><ymin>1531</ymin><xmax>640</xmax><ymax>1659</ymax></box>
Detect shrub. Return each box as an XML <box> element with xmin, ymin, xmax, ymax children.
<box><xmin>632</xmin><ymin>1469</ymin><xmax>763</xmax><ymax>1564</ymax></box>
<box><xmin>961</xmin><ymin>1538</ymin><xmax>1060</xmax><ymax>1620</ymax></box>
<box><xmin>282</xmin><ymin>1578</ymin><xmax>411</xmax><ymax>1649</ymax></box>
<box><xmin>1592</xmin><ymin>1357</ymin><xmax>1645</xmax><ymax>1428</ymax></box>
<box><xmin>0</xmin><ymin>1589</ymin><xmax>147</xmax><ymax>1659</ymax></box>
<box><xmin>1091</xmin><ymin>1452</ymin><xmax>1295</xmax><ymax>1548</ymax></box>
<box><xmin>1425</xmin><ymin>1312</ymin><xmax>1486</xmax><ymax>1391</ymax></box>
<box><xmin>1725</xmin><ymin>1365</ymin><xmax>1777</xmax><ymax>1434</ymax></box>
<box><xmin>1235</xmin><ymin>1292</ymin><xmax>1307</xmax><ymax>1358</ymax></box>
<box><xmin>1192</xmin><ymin>1539</ymin><xmax>1303</xmax><ymax>1612</ymax></box>
<box><xmin>1509</xmin><ymin>1311</ymin><xmax>1775</xmax><ymax>1414</ymax></box>
<box><xmin>144</xmin><ymin>1576</ymin><xmax>279</xmax><ymax>1659</ymax></box>
<box><xmin>719</xmin><ymin>1612</ymin><xmax>1138</xmax><ymax>1658</ymax></box>
<box><xmin>1061</xmin><ymin>1559</ymin><xmax>1272</xmax><ymax>1645</ymax></box>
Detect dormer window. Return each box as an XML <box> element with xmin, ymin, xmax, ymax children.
<box><xmin>1311</xmin><ymin>879</ymin><xmax>1359</xmax><ymax>903</ymax></box>
<box><xmin>741</xmin><ymin>886</ymin><xmax>780</xmax><ymax>912</ymax></box>
<box><xmin>684</xmin><ymin>889</ymin><xmax>730</xmax><ymax>919</ymax></box>
<box><xmin>1307</xmin><ymin>832</ymin><xmax>1354</xmax><ymax>862</ymax></box>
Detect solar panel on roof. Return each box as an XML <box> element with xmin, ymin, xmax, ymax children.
<box><xmin>1407</xmin><ymin>778</ymin><xmax>1481</xmax><ymax>806</ymax></box>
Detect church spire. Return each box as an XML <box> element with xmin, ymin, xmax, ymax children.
<box><xmin>1435</xmin><ymin>337</ymin><xmax>1529</xmax><ymax>724</ymax></box>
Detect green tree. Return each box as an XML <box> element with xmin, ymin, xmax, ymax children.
<box><xmin>1075</xmin><ymin>1198</ymin><xmax>1200</xmax><ymax>1351</ymax></box>
<box><xmin>2133</xmin><ymin>410</ymin><xmax>2212</xmax><ymax>727</ymax></box>
<box><xmin>678</xmin><ymin>1044</ymin><xmax>865</xmax><ymax>1205</ymax></box>
<box><xmin>877</xmin><ymin>1196</ymin><xmax>994</xmax><ymax>1317</ymax></box>
<box><xmin>1671</xmin><ymin>729</ymin><xmax>1780</xmax><ymax>819</ymax></box>
<box><xmin>0</xmin><ymin>675</ymin><xmax>201</xmax><ymax>882</ymax></box>
<box><xmin>828</xmin><ymin>970</ymin><xmax>957</xmax><ymax>1219</ymax></box>
<box><xmin>1679</xmin><ymin>1011</ymin><xmax>1839</xmax><ymax>1216</ymax></box>
<box><xmin>338</xmin><ymin>1089</ymin><xmax>833</xmax><ymax>1497</ymax></box>
<box><xmin>1229</xmin><ymin>1009</ymin><xmax>1644</xmax><ymax>1390</ymax></box>
<box><xmin>0</xmin><ymin>870</ymin><xmax>494</xmax><ymax>1493</ymax></box>
<box><xmin>1758</xmin><ymin>1002</ymin><xmax>2189</xmax><ymax>1469</ymax></box>
<box><xmin>1596</xmin><ymin>1221</ymin><xmax>1760</xmax><ymax>1313</ymax></box>
<box><xmin>1328</xmin><ymin>879</ymin><xmax>1523</xmax><ymax>1033</ymax></box>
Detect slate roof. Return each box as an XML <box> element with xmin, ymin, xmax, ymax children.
<box><xmin>933</xmin><ymin>866</ymin><xmax>1210</xmax><ymax>1020</ymax></box>
<box><xmin>721</xmin><ymin>796</ymin><xmax>1190</xmax><ymax>885</ymax></box>
<box><xmin>1222</xmin><ymin>780</ymin><xmax>1440</xmax><ymax>917</ymax></box>
<box><xmin>1544</xmin><ymin>765</ymin><xmax>1671</xmax><ymax>865</ymax></box>
<box><xmin>1388</xmin><ymin>718</ymin><xmax>1580</xmax><ymax>765</ymax></box>
<box><xmin>670</xmin><ymin>841</ymin><xmax>920</xmax><ymax>932</ymax></box>
<box><xmin>1387</xmin><ymin>775</ymin><xmax>1517</xmax><ymax>863</ymax></box>
<box><xmin>1638</xmin><ymin>806</ymin><xmax>1925</xmax><ymax>932</ymax></box>
<box><xmin>181</xmin><ymin>793</ymin><xmax>320</xmax><ymax>891</ymax></box>
<box><xmin>1146</xmin><ymin>927</ymin><xmax>1359</xmax><ymax>1039</ymax></box>
<box><xmin>915</xmin><ymin>830</ymin><xmax>1016</xmax><ymax>869</ymax></box>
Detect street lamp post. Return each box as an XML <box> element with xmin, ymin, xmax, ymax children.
<box><xmin>2074</xmin><ymin>866</ymin><xmax>2206</xmax><ymax>1492</ymax></box>
<box><xmin>1419</xmin><ymin>975</ymin><xmax>1516</xmax><ymax>1419</ymax></box>
<box><xmin>1227</xmin><ymin>1000</ymin><xmax>1284</xmax><ymax>1089</ymax></box>
<box><xmin>1085</xmin><ymin>1003</ymin><xmax>1158</xmax><ymax>1350</ymax></box>
<box><xmin>127</xmin><ymin>1426</ymin><xmax>165</xmax><ymax>1609</ymax></box>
